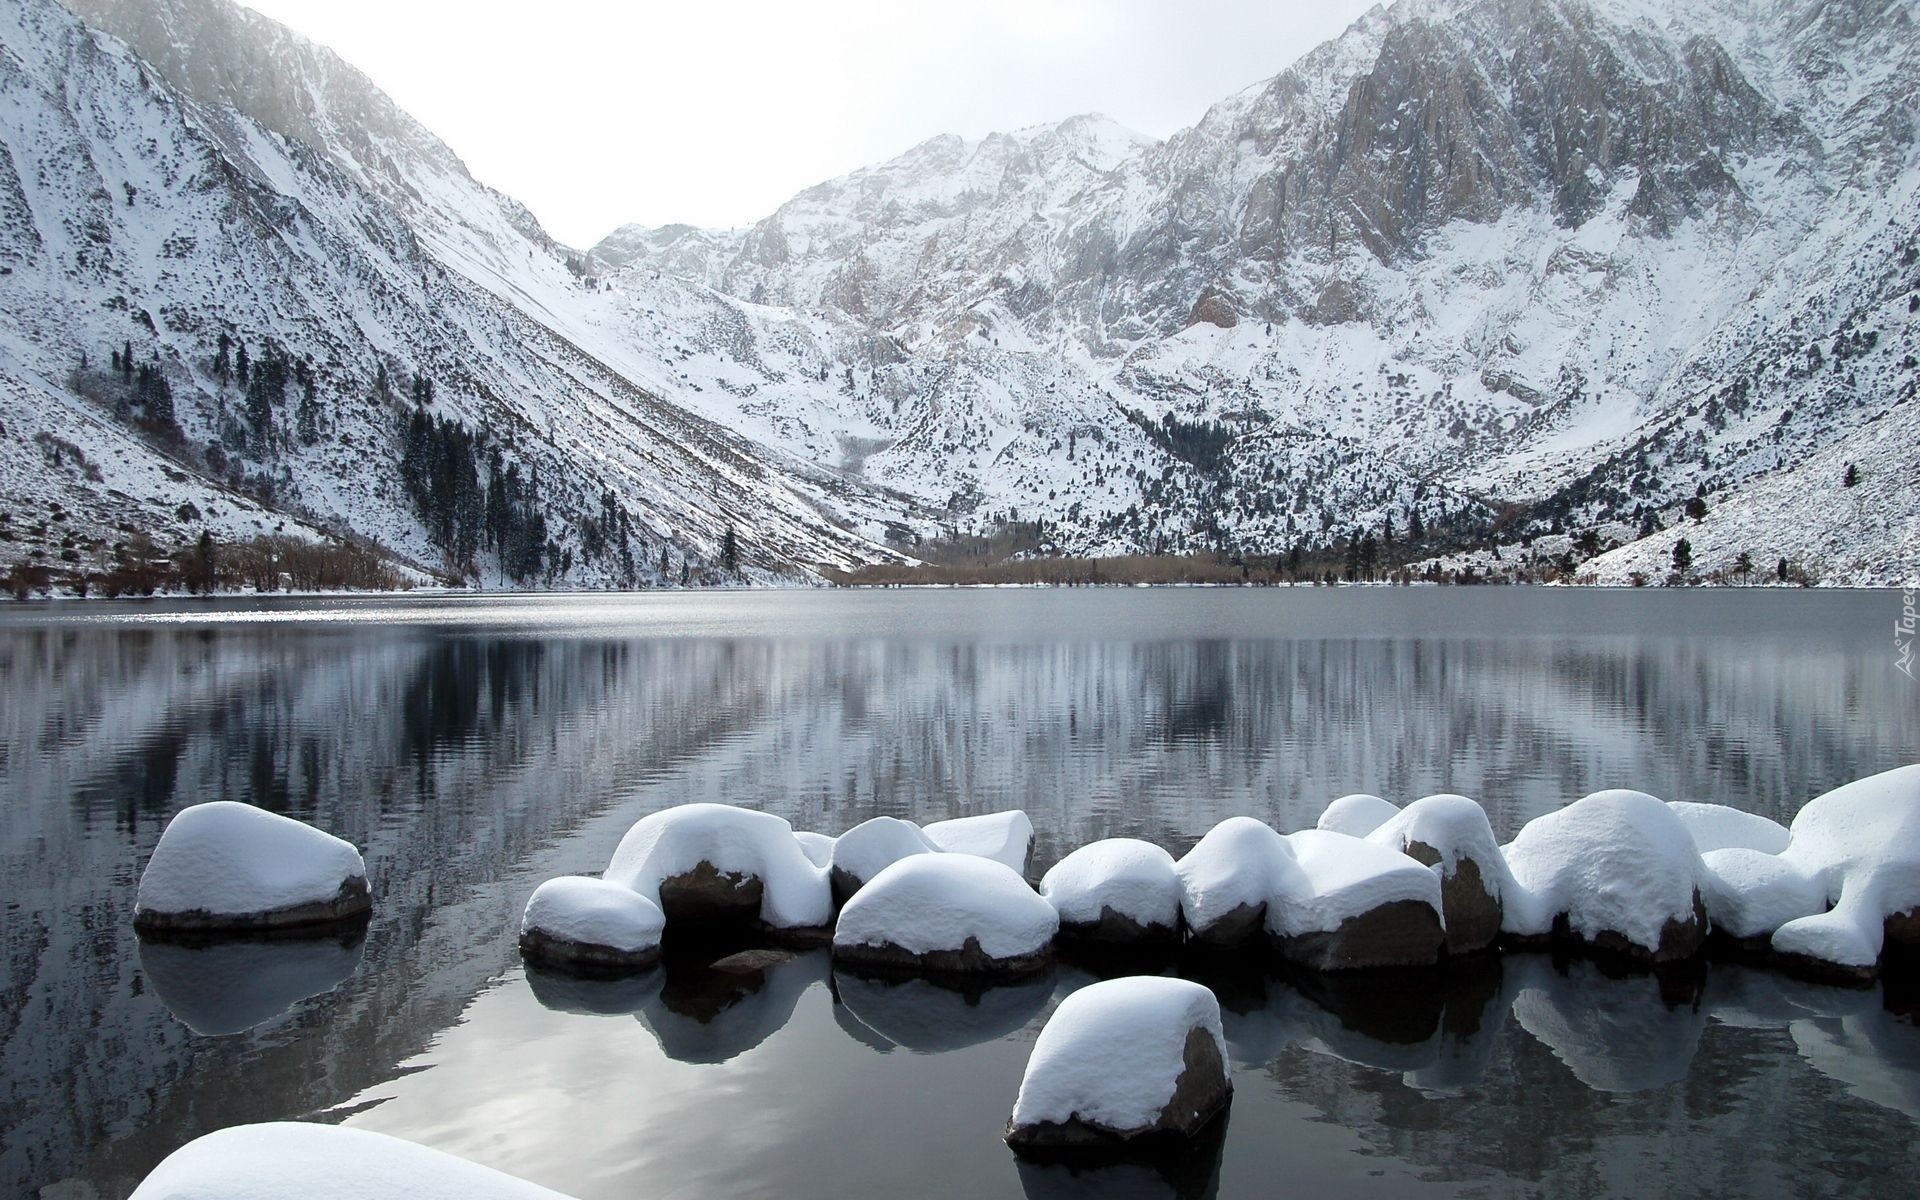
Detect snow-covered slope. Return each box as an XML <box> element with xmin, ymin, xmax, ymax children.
<box><xmin>588</xmin><ymin>0</ymin><xmax>1919</xmax><ymax>574</ymax></box>
<box><xmin>7</xmin><ymin>0</ymin><xmax>1915</xmax><ymax>584</ymax></box>
<box><xmin>1</xmin><ymin>0</ymin><xmax>921</xmax><ymax>589</ymax></box>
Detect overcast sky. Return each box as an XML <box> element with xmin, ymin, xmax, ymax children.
<box><xmin>240</xmin><ymin>1</ymin><xmax>1376</xmax><ymax>247</ymax></box>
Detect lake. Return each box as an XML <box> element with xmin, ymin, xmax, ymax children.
<box><xmin>1</xmin><ymin>587</ymin><xmax>1916</xmax><ymax>1199</ymax></box>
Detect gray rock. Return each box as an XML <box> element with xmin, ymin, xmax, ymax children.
<box><xmin>132</xmin><ymin>874</ymin><xmax>371</xmax><ymax>936</ymax></box>
<box><xmin>1270</xmin><ymin>898</ymin><xmax>1445</xmax><ymax>971</ymax></box>
<box><xmin>1007</xmin><ymin>1025</ymin><xmax>1231</xmax><ymax>1153</ymax></box>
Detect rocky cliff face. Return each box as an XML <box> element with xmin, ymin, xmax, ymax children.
<box><xmin>593</xmin><ymin>0</ymin><xmax>1918</xmax><ymax>578</ymax></box>
<box><xmin>4</xmin><ymin>0</ymin><xmax>1914</xmax><ymax>584</ymax></box>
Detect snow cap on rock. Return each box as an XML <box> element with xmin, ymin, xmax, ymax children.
<box><xmin>1008</xmin><ymin>976</ymin><xmax>1230</xmax><ymax>1147</ymax></box>
<box><xmin>135</xmin><ymin>801</ymin><xmax>368</xmax><ymax>928</ymax></box>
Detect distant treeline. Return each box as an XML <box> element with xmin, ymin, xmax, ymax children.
<box><xmin>827</xmin><ymin>552</ymin><xmax>1440</xmax><ymax>588</ymax></box>
<box><xmin>4</xmin><ymin>532</ymin><xmax>404</xmax><ymax>600</ymax></box>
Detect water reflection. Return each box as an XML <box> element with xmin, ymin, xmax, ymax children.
<box><xmin>833</xmin><ymin>969</ymin><xmax>1059</xmax><ymax>1054</ymax></box>
<box><xmin>1</xmin><ymin>590</ymin><xmax>1915</xmax><ymax>1199</ymax></box>
<box><xmin>138</xmin><ymin>934</ymin><xmax>367</xmax><ymax>1037</ymax></box>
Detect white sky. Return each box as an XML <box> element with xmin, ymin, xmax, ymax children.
<box><xmin>239</xmin><ymin>1</ymin><xmax>1377</xmax><ymax>247</ymax></box>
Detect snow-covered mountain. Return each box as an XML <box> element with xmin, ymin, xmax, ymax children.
<box><xmin>595</xmin><ymin>0</ymin><xmax>1920</xmax><ymax>579</ymax></box>
<box><xmin>1</xmin><ymin>0</ymin><xmax>925</xmax><ymax>589</ymax></box>
<box><xmin>3</xmin><ymin>0</ymin><xmax>1915</xmax><ymax>588</ymax></box>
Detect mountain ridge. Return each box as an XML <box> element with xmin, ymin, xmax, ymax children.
<box><xmin>2</xmin><ymin>0</ymin><xmax>1914</xmax><ymax>592</ymax></box>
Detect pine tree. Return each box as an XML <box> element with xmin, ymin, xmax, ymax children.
<box><xmin>214</xmin><ymin>333</ymin><xmax>231</xmax><ymax>387</ymax></box>
<box><xmin>1777</xmin><ymin>556</ymin><xmax>1789</xmax><ymax>582</ymax></box>
<box><xmin>235</xmin><ymin>341</ymin><xmax>250</xmax><ymax>387</ymax></box>
<box><xmin>121</xmin><ymin>341</ymin><xmax>133</xmax><ymax>384</ymax></box>
<box><xmin>1842</xmin><ymin>463</ymin><xmax>1859</xmax><ymax>488</ymax></box>
<box><xmin>721</xmin><ymin>525</ymin><xmax>739</xmax><ymax>575</ymax></box>
<box><xmin>1672</xmin><ymin>537</ymin><xmax>1692</xmax><ymax>578</ymax></box>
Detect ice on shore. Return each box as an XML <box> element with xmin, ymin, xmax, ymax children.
<box><xmin>128</xmin><ymin>1122</ymin><xmax>576</xmax><ymax>1199</ymax></box>
<box><xmin>833</xmin><ymin>853</ymin><xmax>1057</xmax><ymax>974</ymax></box>
<box><xmin>603</xmin><ymin>803</ymin><xmax>831</xmax><ymax>930</ymax></box>
<box><xmin>1007</xmin><ymin>976</ymin><xmax>1230</xmax><ymax>1150</ymax></box>
<box><xmin>134</xmin><ymin>802</ymin><xmax>370</xmax><ymax>933</ymax></box>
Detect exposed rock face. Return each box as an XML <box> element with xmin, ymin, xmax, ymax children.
<box><xmin>1057</xmin><ymin>905</ymin><xmax>1180</xmax><ymax>949</ymax></box>
<box><xmin>1270</xmin><ymin>897</ymin><xmax>1447</xmax><ymax>972</ymax></box>
<box><xmin>1407</xmin><ymin>843</ymin><xmax>1502</xmax><ymax>956</ymax></box>
<box><xmin>134</xmin><ymin>875</ymin><xmax>373</xmax><ymax>936</ymax></box>
<box><xmin>1184</xmin><ymin>901</ymin><xmax>1267</xmax><ymax>951</ymax></box>
<box><xmin>656</xmin><ymin>861</ymin><xmax>765</xmax><ymax>927</ymax></box>
<box><xmin>832</xmin><ymin>933</ymin><xmax>1054</xmax><ymax>980</ymax></box>
<box><xmin>518</xmin><ymin>926</ymin><xmax>659</xmax><ymax>974</ymax></box>
<box><xmin>13</xmin><ymin>0</ymin><xmax>1920</xmax><ymax>585</ymax></box>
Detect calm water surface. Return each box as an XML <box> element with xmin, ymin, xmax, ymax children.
<box><xmin>1</xmin><ymin>588</ymin><xmax>1916</xmax><ymax>1199</ymax></box>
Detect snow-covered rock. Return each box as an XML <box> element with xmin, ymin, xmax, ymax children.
<box><xmin>833</xmin><ymin>853</ymin><xmax>1057</xmax><ymax>976</ymax></box>
<box><xmin>1270</xmin><ymin>830</ymin><xmax>1445</xmax><ymax>970</ymax></box>
<box><xmin>128</xmin><ymin>1122</ymin><xmax>576</xmax><ymax>1200</ymax></box>
<box><xmin>1501</xmin><ymin>790</ymin><xmax>1708</xmax><ymax>963</ymax></box>
<box><xmin>518</xmin><ymin>876</ymin><xmax>664</xmax><ymax>972</ymax></box>
<box><xmin>923</xmin><ymin>811</ymin><xmax>1036</xmax><ymax>875</ymax></box>
<box><xmin>1040</xmin><ymin>838</ymin><xmax>1183</xmax><ymax>946</ymax></box>
<box><xmin>1316</xmin><ymin>794</ymin><xmax>1400</xmax><ymax>839</ymax></box>
<box><xmin>133</xmin><ymin>802</ymin><xmax>370</xmax><ymax>934</ymax></box>
<box><xmin>793</xmin><ymin>831</ymin><xmax>837</xmax><ymax>869</ymax></box>
<box><xmin>1175</xmin><ymin>818</ymin><xmax>1300</xmax><ymax>948</ymax></box>
<box><xmin>1698</xmin><ymin>848</ymin><xmax>1826</xmax><ymax>943</ymax></box>
<box><xmin>1365</xmin><ymin>794</ymin><xmax>1511</xmax><ymax>955</ymax></box>
<box><xmin>828</xmin><ymin>816</ymin><xmax>941</xmax><ymax>904</ymax></box>
<box><xmin>603</xmin><ymin>804</ymin><xmax>831</xmax><ymax>933</ymax></box>
<box><xmin>1668</xmin><ymin>802</ymin><xmax>1792</xmax><ymax>855</ymax></box>
<box><xmin>1007</xmin><ymin>977</ymin><xmax>1231</xmax><ymax>1153</ymax></box>
<box><xmin>1771</xmin><ymin>765</ymin><xmax>1920</xmax><ymax>981</ymax></box>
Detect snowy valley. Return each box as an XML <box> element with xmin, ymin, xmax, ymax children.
<box><xmin>1</xmin><ymin>0</ymin><xmax>1916</xmax><ymax>590</ymax></box>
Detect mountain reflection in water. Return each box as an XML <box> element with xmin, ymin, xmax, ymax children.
<box><xmin>1</xmin><ymin>590</ymin><xmax>1914</xmax><ymax>1199</ymax></box>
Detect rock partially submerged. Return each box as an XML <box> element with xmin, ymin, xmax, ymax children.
<box><xmin>1041</xmin><ymin>838</ymin><xmax>1183</xmax><ymax>947</ymax></box>
<box><xmin>833</xmin><ymin>853</ymin><xmax>1058</xmax><ymax>977</ymax></box>
<box><xmin>1502</xmin><ymin>790</ymin><xmax>1707</xmax><ymax>964</ymax></box>
<box><xmin>1270</xmin><ymin>830</ymin><xmax>1444</xmax><ymax>971</ymax></box>
<box><xmin>134</xmin><ymin>802</ymin><xmax>371</xmax><ymax>935</ymax></box>
<box><xmin>603</xmin><ymin>803</ymin><xmax>831</xmax><ymax>935</ymax></box>
<box><xmin>1175</xmin><ymin>818</ymin><xmax>1295</xmax><ymax>949</ymax></box>
<box><xmin>924</xmin><ymin>810</ymin><xmax>1035</xmax><ymax>874</ymax></box>
<box><xmin>129</xmin><ymin>1121</ymin><xmax>576</xmax><ymax>1200</ymax></box>
<box><xmin>828</xmin><ymin>816</ymin><xmax>941</xmax><ymax>905</ymax></box>
<box><xmin>518</xmin><ymin>876</ymin><xmax>664</xmax><ymax>973</ymax></box>
<box><xmin>1366</xmin><ymin>794</ymin><xmax>1510</xmax><ymax>956</ymax></box>
<box><xmin>1770</xmin><ymin>764</ymin><xmax>1920</xmax><ymax>982</ymax></box>
<box><xmin>1007</xmin><ymin>977</ymin><xmax>1231</xmax><ymax>1154</ymax></box>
